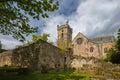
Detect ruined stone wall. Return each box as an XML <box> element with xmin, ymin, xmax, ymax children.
<box><xmin>71</xmin><ymin>56</ymin><xmax>96</xmax><ymax>68</ymax></box>
<box><xmin>12</xmin><ymin>39</ymin><xmax>71</xmax><ymax>71</ymax></box>
<box><xmin>38</xmin><ymin>40</ymin><xmax>65</xmax><ymax>70</ymax></box>
<box><xmin>0</xmin><ymin>51</ymin><xmax>12</xmax><ymax>67</ymax></box>
<box><xmin>12</xmin><ymin>44</ymin><xmax>39</xmax><ymax>69</ymax></box>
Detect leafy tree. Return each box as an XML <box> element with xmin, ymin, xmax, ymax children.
<box><xmin>57</xmin><ymin>41</ymin><xmax>66</xmax><ymax>52</ymax></box>
<box><xmin>105</xmin><ymin>28</ymin><xmax>120</xmax><ymax>64</ymax></box>
<box><xmin>110</xmin><ymin>51</ymin><xmax>120</xmax><ymax>64</ymax></box>
<box><xmin>115</xmin><ymin>28</ymin><xmax>120</xmax><ymax>51</ymax></box>
<box><xmin>104</xmin><ymin>48</ymin><xmax>114</xmax><ymax>62</ymax></box>
<box><xmin>32</xmin><ymin>33</ymin><xmax>50</xmax><ymax>42</ymax></box>
<box><xmin>57</xmin><ymin>40</ymin><xmax>72</xmax><ymax>52</ymax></box>
<box><xmin>0</xmin><ymin>0</ymin><xmax>59</xmax><ymax>41</ymax></box>
<box><xmin>28</xmin><ymin>33</ymin><xmax>53</xmax><ymax>45</ymax></box>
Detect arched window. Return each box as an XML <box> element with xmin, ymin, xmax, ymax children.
<box><xmin>61</xmin><ymin>33</ymin><xmax>64</xmax><ymax>40</ymax></box>
<box><xmin>76</xmin><ymin>38</ymin><xmax>82</xmax><ymax>44</ymax></box>
<box><xmin>104</xmin><ymin>48</ymin><xmax>108</xmax><ymax>53</ymax></box>
<box><xmin>90</xmin><ymin>47</ymin><xmax>94</xmax><ymax>52</ymax></box>
<box><xmin>64</xmin><ymin>57</ymin><xmax>66</xmax><ymax>63</ymax></box>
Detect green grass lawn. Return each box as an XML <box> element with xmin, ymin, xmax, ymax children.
<box><xmin>0</xmin><ymin>67</ymin><xmax>92</xmax><ymax>80</ymax></box>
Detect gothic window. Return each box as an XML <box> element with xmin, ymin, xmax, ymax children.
<box><xmin>104</xmin><ymin>48</ymin><xmax>108</xmax><ymax>53</ymax></box>
<box><xmin>76</xmin><ymin>38</ymin><xmax>82</xmax><ymax>44</ymax></box>
<box><xmin>64</xmin><ymin>57</ymin><xmax>66</xmax><ymax>62</ymax></box>
<box><xmin>90</xmin><ymin>47</ymin><xmax>94</xmax><ymax>52</ymax></box>
<box><xmin>61</xmin><ymin>33</ymin><xmax>64</xmax><ymax>40</ymax></box>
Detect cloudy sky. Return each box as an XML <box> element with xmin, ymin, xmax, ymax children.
<box><xmin>0</xmin><ymin>0</ymin><xmax>120</xmax><ymax>49</ymax></box>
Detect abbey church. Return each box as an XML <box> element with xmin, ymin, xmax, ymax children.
<box><xmin>57</xmin><ymin>22</ymin><xmax>115</xmax><ymax>59</ymax></box>
<box><xmin>0</xmin><ymin>22</ymin><xmax>116</xmax><ymax>70</ymax></box>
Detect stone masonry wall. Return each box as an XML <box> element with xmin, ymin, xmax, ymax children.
<box><xmin>12</xmin><ymin>39</ymin><xmax>71</xmax><ymax>71</ymax></box>
<box><xmin>71</xmin><ymin>56</ymin><xmax>96</xmax><ymax>68</ymax></box>
<box><xmin>0</xmin><ymin>51</ymin><xmax>12</xmax><ymax>67</ymax></box>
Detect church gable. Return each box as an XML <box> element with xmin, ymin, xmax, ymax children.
<box><xmin>72</xmin><ymin>32</ymin><xmax>100</xmax><ymax>58</ymax></box>
<box><xmin>72</xmin><ymin>32</ymin><xmax>90</xmax><ymax>56</ymax></box>
<box><xmin>72</xmin><ymin>32</ymin><xmax>88</xmax><ymax>45</ymax></box>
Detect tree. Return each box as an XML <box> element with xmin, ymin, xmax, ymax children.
<box><xmin>104</xmin><ymin>48</ymin><xmax>114</xmax><ymax>62</ymax></box>
<box><xmin>115</xmin><ymin>28</ymin><xmax>120</xmax><ymax>51</ymax></box>
<box><xmin>0</xmin><ymin>0</ymin><xmax>59</xmax><ymax>42</ymax></box>
<box><xmin>28</xmin><ymin>33</ymin><xmax>53</xmax><ymax>45</ymax></box>
<box><xmin>105</xmin><ymin>28</ymin><xmax>120</xmax><ymax>64</ymax></box>
<box><xmin>32</xmin><ymin>33</ymin><xmax>50</xmax><ymax>42</ymax></box>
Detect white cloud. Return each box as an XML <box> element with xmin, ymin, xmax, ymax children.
<box><xmin>42</xmin><ymin>15</ymin><xmax>67</xmax><ymax>42</ymax></box>
<box><xmin>0</xmin><ymin>35</ymin><xmax>23</xmax><ymax>49</ymax></box>
<box><xmin>42</xmin><ymin>0</ymin><xmax>120</xmax><ymax>43</ymax></box>
<box><xmin>1</xmin><ymin>0</ymin><xmax>120</xmax><ymax>49</ymax></box>
<box><xmin>0</xmin><ymin>34</ymin><xmax>32</xmax><ymax>49</ymax></box>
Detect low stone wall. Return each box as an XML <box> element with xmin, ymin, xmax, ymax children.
<box><xmin>71</xmin><ymin>56</ymin><xmax>97</xmax><ymax>68</ymax></box>
<box><xmin>0</xmin><ymin>51</ymin><xmax>12</xmax><ymax>67</ymax></box>
<box><xmin>71</xmin><ymin>56</ymin><xmax>120</xmax><ymax>80</ymax></box>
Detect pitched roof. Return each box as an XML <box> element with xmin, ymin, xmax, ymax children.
<box><xmin>89</xmin><ymin>35</ymin><xmax>116</xmax><ymax>44</ymax></box>
<box><xmin>72</xmin><ymin>32</ymin><xmax>89</xmax><ymax>42</ymax></box>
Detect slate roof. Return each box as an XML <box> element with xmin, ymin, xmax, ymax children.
<box><xmin>89</xmin><ymin>35</ymin><xmax>116</xmax><ymax>44</ymax></box>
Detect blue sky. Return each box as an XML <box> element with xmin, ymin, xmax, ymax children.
<box><xmin>29</xmin><ymin>0</ymin><xmax>80</xmax><ymax>34</ymax></box>
<box><xmin>0</xmin><ymin>0</ymin><xmax>120</xmax><ymax>49</ymax></box>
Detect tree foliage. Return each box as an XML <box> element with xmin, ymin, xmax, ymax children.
<box><xmin>32</xmin><ymin>33</ymin><xmax>50</xmax><ymax>42</ymax></box>
<box><xmin>105</xmin><ymin>28</ymin><xmax>120</xmax><ymax>64</ymax></box>
<box><xmin>0</xmin><ymin>0</ymin><xmax>59</xmax><ymax>41</ymax></box>
<box><xmin>28</xmin><ymin>33</ymin><xmax>53</xmax><ymax>45</ymax></box>
<box><xmin>104</xmin><ymin>48</ymin><xmax>115</xmax><ymax>62</ymax></box>
<box><xmin>115</xmin><ymin>28</ymin><xmax>120</xmax><ymax>51</ymax></box>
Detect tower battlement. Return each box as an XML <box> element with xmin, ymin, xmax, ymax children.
<box><xmin>57</xmin><ymin>22</ymin><xmax>72</xmax><ymax>48</ymax></box>
<box><xmin>57</xmin><ymin>22</ymin><xmax>72</xmax><ymax>33</ymax></box>
<box><xmin>57</xmin><ymin>24</ymin><xmax>72</xmax><ymax>31</ymax></box>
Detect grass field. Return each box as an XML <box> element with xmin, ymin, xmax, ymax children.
<box><xmin>0</xmin><ymin>67</ymin><xmax>92</xmax><ymax>80</ymax></box>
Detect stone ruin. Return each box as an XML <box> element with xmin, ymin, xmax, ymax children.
<box><xmin>71</xmin><ymin>56</ymin><xmax>97</xmax><ymax>68</ymax></box>
<box><xmin>0</xmin><ymin>39</ymin><xmax>72</xmax><ymax>72</ymax></box>
<box><xmin>71</xmin><ymin>56</ymin><xmax>120</xmax><ymax>80</ymax></box>
<box><xmin>0</xmin><ymin>39</ymin><xmax>120</xmax><ymax>79</ymax></box>
<box><xmin>70</xmin><ymin>55</ymin><xmax>120</xmax><ymax>80</ymax></box>
<box><xmin>0</xmin><ymin>51</ymin><xmax>12</xmax><ymax>67</ymax></box>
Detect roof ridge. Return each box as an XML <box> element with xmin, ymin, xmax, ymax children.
<box><xmin>90</xmin><ymin>35</ymin><xmax>114</xmax><ymax>40</ymax></box>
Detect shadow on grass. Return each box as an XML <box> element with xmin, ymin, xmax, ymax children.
<box><xmin>70</xmin><ymin>75</ymin><xmax>85</xmax><ymax>79</ymax></box>
<box><xmin>55</xmin><ymin>74</ymin><xmax>85</xmax><ymax>80</ymax></box>
<box><xmin>0</xmin><ymin>67</ymin><xmax>90</xmax><ymax>80</ymax></box>
<box><xmin>46</xmin><ymin>69</ymin><xmax>88</xmax><ymax>80</ymax></box>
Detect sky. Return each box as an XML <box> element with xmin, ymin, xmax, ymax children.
<box><xmin>0</xmin><ymin>0</ymin><xmax>120</xmax><ymax>49</ymax></box>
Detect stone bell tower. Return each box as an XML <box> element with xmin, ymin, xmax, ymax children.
<box><xmin>57</xmin><ymin>21</ymin><xmax>72</xmax><ymax>49</ymax></box>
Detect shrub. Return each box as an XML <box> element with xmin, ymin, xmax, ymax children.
<box><xmin>18</xmin><ymin>68</ymin><xmax>31</xmax><ymax>75</ymax></box>
<box><xmin>41</xmin><ymin>65</ymin><xmax>48</xmax><ymax>73</ymax></box>
<box><xmin>110</xmin><ymin>51</ymin><xmax>120</xmax><ymax>64</ymax></box>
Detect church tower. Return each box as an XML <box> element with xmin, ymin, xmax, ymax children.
<box><xmin>57</xmin><ymin>21</ymin><xmax>72</xmax><ymax>49</ymax></box>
